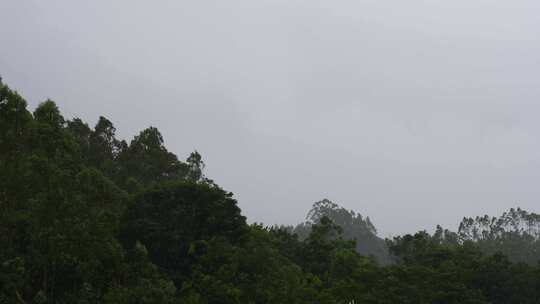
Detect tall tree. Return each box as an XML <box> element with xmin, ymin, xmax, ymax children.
<box><xmin>116</xmin><ymin>127</ymin><xmax>188</xmax><ymax>190</ymax></box>
<box><xmin>295</xmin><ymin>199</ymin><xmax>390</xmax><ymax>263</ymax></box>
<box><xmin>120</xmin><ymin>181</ymin><xmax>247</xmax><ymax>287</ymax></box>
<box><xmin>88</xmin><ymin>116</ymin><xmax>123</xmax><ymax>176</ymax></box>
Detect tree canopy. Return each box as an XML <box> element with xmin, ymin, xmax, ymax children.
<box><xmin>1</xmin><ymin>79</ymin><xmax>540</xmax><ymax>303</ymax></box>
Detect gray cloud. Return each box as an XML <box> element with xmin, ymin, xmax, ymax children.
<box><xmin>2</xmin><ymin>0</ymin><xmax>540</xmax><ymax>236</ymax></box>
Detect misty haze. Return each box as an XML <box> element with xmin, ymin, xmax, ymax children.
<box><xmin>2</xmin><ymin>1</ymin><xmax>540</xmax><ymax>303</ymax></box>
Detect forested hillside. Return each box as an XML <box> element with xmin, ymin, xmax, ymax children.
<box><xmin>2</xmin><ymin>79</ymin><xmax>540</xmax><ymax>303</ymax></box>
<box><xmin>292</xmin><ymin>199</ymin><xmax>390</xmax><ymax>264</ymax></box>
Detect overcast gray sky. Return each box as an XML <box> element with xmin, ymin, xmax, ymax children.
<box><xmin>2</xmin><ymin>0</ymin><xmax>540</xmax><ymax>236</ymax></box>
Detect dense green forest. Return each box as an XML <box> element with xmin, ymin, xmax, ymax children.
<box><xmin>3</xmin><ymin>79</ymin><xmax>540</xmax><ymax>303</ymax></box>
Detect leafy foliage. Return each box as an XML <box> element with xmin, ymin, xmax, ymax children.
<box><xmin>294</xmin><ymin>199</ymin><xmax>390</xmax><ymax>264</ymax></box>
<box><xmin>2</xmin><ymin>79</ymin><xmax>540</xmax><ymax>303</ymax></box>
<box><xmin>459</xmin><ymin>208</ymin><xmax>540</xmax><ymax>264</ymax></box>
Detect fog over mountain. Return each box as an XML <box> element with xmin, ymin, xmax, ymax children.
<box><xmin>2</xmin><ymin>0</ymin><xmax>540</xmax><ymax>236</ymax></box>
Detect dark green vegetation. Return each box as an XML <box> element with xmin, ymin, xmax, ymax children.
<box><xmin>2</xmin><ymin>79</ymin><xmax>540</xmax><ymax>303</ymax></box>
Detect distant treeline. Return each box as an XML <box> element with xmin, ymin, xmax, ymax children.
<box><xmin>2</xmin><ymin>79</ymin><xmax>540</xmax><ymax>303</ymax></box>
